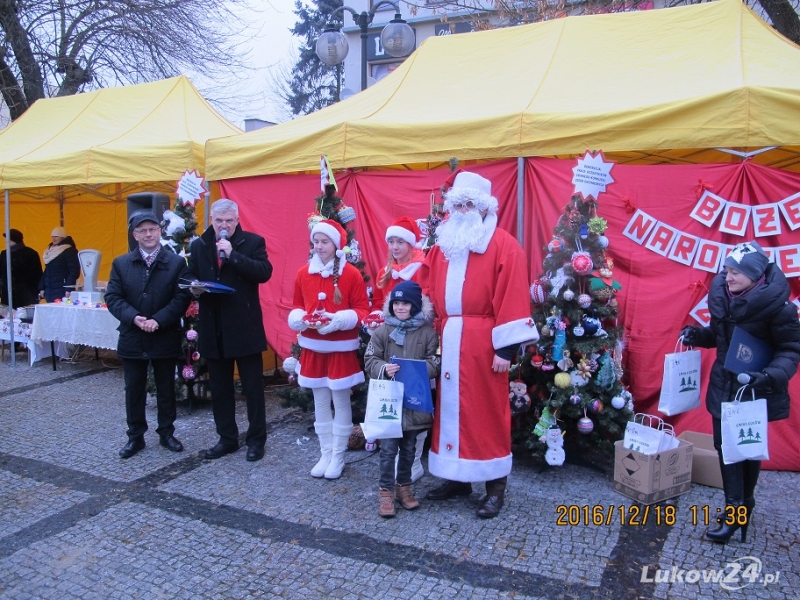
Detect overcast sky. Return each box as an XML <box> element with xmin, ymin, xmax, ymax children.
<box><xmin>204</xmin><ymin>0</ymin><xmax>301</xmax><ymax>129</ymax></box>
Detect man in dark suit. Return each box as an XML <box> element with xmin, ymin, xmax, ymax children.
<box><xmin>187</xmin><ymin>199</ymin><xmax>273</xmax><ymax>462</ymax></box>
<box><xmin>105</xmin><ymin>212</ymin><xmax>191</xmax><ymax>459</ymax></box>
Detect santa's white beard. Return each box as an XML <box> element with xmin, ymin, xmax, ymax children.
<box><xmin>436</xmin><ymin>210</ymin><xmax>485</xmax><ymax>260</ymax></box>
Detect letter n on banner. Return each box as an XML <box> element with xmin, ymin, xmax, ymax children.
<box><xmin>668</xmin><ymin>232</ymin><xmax>700</xmax><ymax>266</ymax></box>
<box><xmin>693</xmin><ymin>240</ymin><xmax>728</xmax><ymax>273</ymax></box>
<box><xmin>779</xmin><ymin>193</ymin><xmax>800</xmax><ymax>231</ymax></box>
<box><xmin>691</xmin><ymin>191</ymin><xmax>725</xmax><ymax>227</ymax></box>
<box><xmin>644</xmin><ymin>222</ymin><xmax>678</xmax><ymax>256</ymax></box>
<box><xmin>775</xmin><ymin>246</ymin><xmax>800</xmax><ymax>278</ymax></box>
<box><xmin>752</xmin><ymin>204</ymin><xmax>782</xmax><ymax>237</ymax></box>
<box><xmin>719</xmin><ymin>203</ymin><xmax>750</xmax><ymax>236</ymax></box>
<box><xmin>623</xmin><ymin>209</ymin><xmax>657</xmax><ymax>244</ymax></box>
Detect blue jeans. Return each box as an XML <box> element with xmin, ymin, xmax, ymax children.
<box><xmin>379</xmin><ymin>430</ymin><xmax>418</xmax><ymax>489</ymax></box>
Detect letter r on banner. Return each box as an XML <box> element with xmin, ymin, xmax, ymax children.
<box><xmin>668</xmin><ymin>233</ymin><xmax>700</xmax><ymax>266</ymax></box>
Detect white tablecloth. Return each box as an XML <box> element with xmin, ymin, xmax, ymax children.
<box><xmin>30</xmin><ymin>304</ymin><xmax>120</xmax><ymax>350</ymax></box>
<box><xmin>0</xmin><ymin>318</ymin><xmax>68</xmax><ymax>365</ymax></box>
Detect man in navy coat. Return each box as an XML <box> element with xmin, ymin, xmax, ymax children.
<box><xmin>105</xmin><ymin>212</ymin><xmax>191</xmax><ymax>459</ymax></box>
<box><xmin>187</xmin><ymin>199</ymin><xmax>273</xmax><ymax>462</ymax></box>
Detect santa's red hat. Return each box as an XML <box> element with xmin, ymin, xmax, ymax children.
<box><xmin>310</xmin><ymin>219</ymin><xmax>347</xmax><ymax>249</ymax></box>
<box><xmin>385</xmin><ymin>216</ymin><xmax>422</xmax><ymax>248</ymax></box>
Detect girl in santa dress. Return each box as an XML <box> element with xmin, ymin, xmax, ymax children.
<box><xmin>288</xmin><ymin>219</ymin><xmax>370</xmax><ymax>479</ymax></box>
<box><xmin>366</xmin><ymin>216</ymin><xmax>430</xmax><ymax>483</ymax></box>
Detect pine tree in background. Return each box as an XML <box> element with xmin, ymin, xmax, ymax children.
<box><xmin>277</xmin><ymin>183</ymin><xmax>371</xmax><ymax>414</ymax></box>
<box><xmin>161</xmin><ymin>198</ymin><xmax>203</xmax><ymax>403</ymax></box>
<box><xmin>512</xmin><ymin>194</ymin><xmax>633</xmax><ymax>465</ymax></box>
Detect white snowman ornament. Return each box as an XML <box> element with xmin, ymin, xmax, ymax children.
<box><xmin>543</xmin><ymin>424</ymin><xmax>566</xmax><ymax>466</ymax></box>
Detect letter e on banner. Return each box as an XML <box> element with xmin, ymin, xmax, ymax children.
<box><xmin>776</xmin><ymin>246</ymin><xmax>800</xmax><ymax>278</ymax></box>
<box><xmin>719</xmin><ymin>203</ymin><xmax>750</xmax><ymax>236</ymax></box>
<box><xmin>644</xmin><ymin>222</ymin><xmax>678</xmax><ymax>256</ymax></box>
<box><xmin>752</xmin><ymin>204</ymin><xmax>782</xmax><ymax>237</ymax></box>
<box><xmin>691</xmin><ymin>191</ymin><xmax>725</xmax><ymax>227</ymax></box>
<box><xmin>668</xmin><ymin>233</ymin><xmax>700</xmax><ymax>266</ymax></box>
<box><xmin>689</xmin><ymin>295</ymin><xmax>711</xmax><ymax>326</ymax></box>
<box><xmin>693</xmin><ymin>240</ymin><xmax>725</xmax><ymax>273</ymax></box>
<box><xmin>779</xmin><ymin>193</ymin><xmax>800</xmax><ymax>231</ymax></box>
<box><xmin>623</xmin><ymin>209</ymin><xmax>657</xmax><ymax>244</ymax></box>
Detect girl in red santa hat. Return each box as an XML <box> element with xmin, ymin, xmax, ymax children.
<box><xmin>367</xmin><ymin>215</ymin><xmax>430</xmax><ymax>483</ymax></box>
<box><xmin>288</xmin><ymin>219</ymin><xmax>370</xmax><ymax>479</ymax></box>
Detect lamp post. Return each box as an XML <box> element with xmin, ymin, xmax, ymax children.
<box><xmin>316</xmin><ymin>0</ymin><xmax>415</xmax><ymax>93</ymax></box>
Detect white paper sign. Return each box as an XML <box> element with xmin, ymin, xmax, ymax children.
<box><xmin>572</xmin><ymin>151</ymin><xmax>615</xmax><ymax>200</ymax></box>
<box><xmin>176</xmin><ymin>170</ymin><xmax>205</xmax><ymax>206</ymax></box>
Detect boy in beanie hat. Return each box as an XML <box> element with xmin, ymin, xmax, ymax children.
<box><xmin>369</xmin><ymin>217</ymin><xmax>430</xmax><ymax>482</ymax></box>
<box><xmin>365</xmin><ymin>280</ymin><xmax>439</xmax><ymax>517</ymax></box>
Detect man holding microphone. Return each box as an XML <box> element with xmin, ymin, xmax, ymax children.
<box><xmin>187</xmin><ymin>199</ymin><xmax>273</xmax><ymax>461</ymax></box>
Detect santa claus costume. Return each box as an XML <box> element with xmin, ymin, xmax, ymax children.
<box><xmin>288</xmin><ymin>219</ymin><xmax>370</xmax><ymax>479</ymax></box>
<box><xmin>418</xmin><ymin>171</ymin><xmax>539</xmax><ymax>517</ymax></box>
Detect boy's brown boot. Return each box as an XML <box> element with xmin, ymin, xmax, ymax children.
<box><xmin>379</xmin><ymin>488</ymin><xmax>396</xmax><ymax>518</ymax></box>
<box><xmin>395</xmin><ymin>483</ymin><xmax>420</xmax><ymax>510</ymax></box>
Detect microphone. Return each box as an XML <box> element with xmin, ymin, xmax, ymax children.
<box><xmin>737</xmin><ymin>373</ymin><xmax>751</xmax><ymax>385</ymax></box>
<box><xmin>219</xmin><ymin>230</ymin><xmax>228</xmax><ymax>261</ymax></box>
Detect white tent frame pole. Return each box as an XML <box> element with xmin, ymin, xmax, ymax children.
<box><xmin>517</xmin><ymin>157</ymin><xmax>525</xmax><ymax>247</ymax></box>
<box><xmin>4</xmin><ymin>189</ymin><xmax>16</xmax><ymax>366</ymax></box>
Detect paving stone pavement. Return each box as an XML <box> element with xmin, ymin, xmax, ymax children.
<box><xmin>0</xmin><ymin>348</ymin><xmax>798</xmax><ymax>599</ymax></box>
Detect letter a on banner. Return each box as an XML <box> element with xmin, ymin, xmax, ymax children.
<box><xmin>320</xmin><ymin>155</ymin><xmax>338</xmax><ymax>192</ymax></box>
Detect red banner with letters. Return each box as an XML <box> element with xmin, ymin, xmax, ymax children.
<box><xmin>223</xmin><ymin>158</ymin><xmax>800</xmax><ymax>470</ymax></box>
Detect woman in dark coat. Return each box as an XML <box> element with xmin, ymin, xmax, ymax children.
<box><xmin>681</xmin><ymin>241</ymin><xmax>800</xmax><ymax>544</ymax></box>
<box><xmin>0</xmin><ymin>229</ymin><xmax>43</xmax><ymax>308</ymax></box>
<box><xmin>39</xmin><ymin>226</ymin><xmax>81</xmax><ymax>302</ymax></box>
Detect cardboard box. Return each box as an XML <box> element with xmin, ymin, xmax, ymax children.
<box><xmin>613</xmin><ymin>438</ymin><xmax>693</xmax><ymax>505</ymax></box>
<box><xmin>678</xmin><ymin>430</ymin><xmax>723</xmax><ymax>489</ymax></box>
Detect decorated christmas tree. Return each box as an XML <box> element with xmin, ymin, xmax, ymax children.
<box><xmin>512</xmin><ymin>193</ymin><xmax>634</xmax><ymax>465</ymax></box>
<box><xmin>160</xmin><ymin>180</ymin><xmax>203</xmax><ymax>403</ymax></box>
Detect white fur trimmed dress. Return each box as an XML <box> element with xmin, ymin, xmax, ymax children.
<box><xmin>417</xmin><ymin>215</ymin><xmax>539</xmax><ymax>482</ymax></box>
<box><xmin>289</xmin><ymin>256</ymin><xmax>370</xmax><ymax>390</ymax></box>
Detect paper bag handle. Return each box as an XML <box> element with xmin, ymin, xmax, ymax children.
<box><xmin>733</xmin><ymin>385</ymin><xmax>756</xmax><ymax>404</ymax></box>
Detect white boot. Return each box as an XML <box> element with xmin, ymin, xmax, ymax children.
<box><xmin>325</xmin><ymin>424</ymin><xmax>352</xmax><ymax>480</ymax></box>
<box><xmin>310</xmin><ymin>421</ymin><xmax>333</xmax><ymax>478</ymax></box>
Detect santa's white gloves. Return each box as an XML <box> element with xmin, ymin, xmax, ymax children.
<box><xmin>288</xmin><ymin>308</ymin><xmax>309</xmax><ymax>332</ymax></box>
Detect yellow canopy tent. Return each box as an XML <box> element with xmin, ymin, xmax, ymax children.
<box><xmin>206</xmin><ymin>0</ymin><xmax>800</xmax><ymax>179</ymax></box>
<box><xmin>0</xmin><ymin>75</ymin><xmax>241</xmax><ymax>279</ymax></box>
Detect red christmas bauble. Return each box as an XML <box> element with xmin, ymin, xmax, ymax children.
<box><xmin>530</xmin><ymin>280</ymin><xmax>548</xmax><ymax>304</ymax></box>
<box><xmin>578</xmin><ymin>293</ymin><xmax>593</xmax><ymax>308</ymax></box>
<box><xmin>571</xmin><ymin>252</ymin><xmax>593</xmax><ymax>275</ymax></box>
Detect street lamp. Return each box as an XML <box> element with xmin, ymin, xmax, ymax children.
<box><xmin>316</xmin><ymin>1</ymin><xmax>415</xmax><ymax>93</ymax></box>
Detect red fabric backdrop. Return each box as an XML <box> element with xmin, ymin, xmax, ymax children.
<box><xmin>221</xmin><ymin>158</ymin><xmax>800</xmax><ymax>471</ymax></box>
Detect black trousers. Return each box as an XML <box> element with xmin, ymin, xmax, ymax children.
<box><xmin>123</xmin><ymin>358</ymin><xmax>177</xmax><ymax>440</ymax></box>
<box><xmin>712</xmin><ymin>416</ymin><xmax>762</xmax><ymax>504</ymax></box>
<box><xmin>206</xmin><ymin>353</ymin><xmax>266</xmax><ymax>448</ymax></box>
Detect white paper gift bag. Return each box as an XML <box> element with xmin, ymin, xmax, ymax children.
<box><xmin>360</xmin><ymin>367</ymin><xmax>404</xmax><ymax>440</ymax></box>
<box><xmin>721</xmin><ymin>386</ymin><xmax>769</xmax><ymax>464</ymax></box>
<box><xmin>624</xmin><ymin>413</ymin><xmax>668</xmax><ymax>456</ymax></box>
<box><xmin>658</xmin><ymin>337</ymin><xmax>701</xmax><ymax>416</ymax></box>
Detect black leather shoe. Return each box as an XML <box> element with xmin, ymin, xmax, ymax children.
<box><xmin>425</xmin><ymin>480</ymin><xmax>473</xmax><ymax>501</ymax></box>
<box><xmin>246</xmin><ymin>445</ymin><xmax>265</xmax><ymax>462</ymax></box>
<box><xmin>204</xmin><ymin>442</ymin><xmax>239</xmax><ymax>460</ymax></box>
<box><xmin>476</xmin><ymin>494</ymin><xmax>505</xmax><ymax>518</ymax></box>
<box><xmin>160</xmin><ymin>435</ymin><xmax>184</xmax><ymax>452</ymax></box>
<box><xmin>119</xmin><ymin>438</ymin><xmax>145</xmax><ymax>459</ymax></box>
